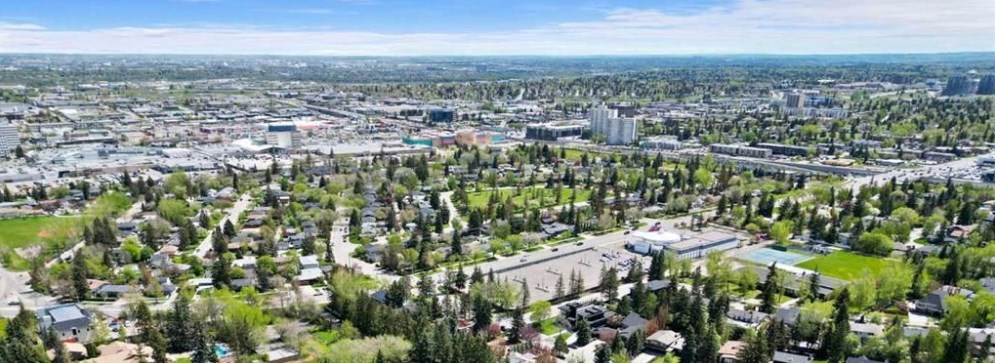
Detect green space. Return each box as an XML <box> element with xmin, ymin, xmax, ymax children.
<box><xmin>796</xmin><ymin>251</ymin><xmax>899</xmax><ymax>281</ymax></box>
<box><xmin>466</xmin><ymin>186</ymin><xmax>592</xmax><ymax>210</ymax></box>
<box><xmin>0</xmin><ymin>216</ymin><xmax>80</xmax><ymax>249</ymax></box>
<box><xmin>535</xmin><ymin>318</ymin><xmax>560</xmax><ymax>335</ymax></box>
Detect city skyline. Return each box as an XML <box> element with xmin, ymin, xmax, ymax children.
<box><xmin>0</xmin><ymin>0</ymin><xmax>993</xmax><ymax>56</ymax></box>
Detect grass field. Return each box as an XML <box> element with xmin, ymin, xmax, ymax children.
<box><xmin>466</xmin><ymin>187</ymin><xmax>592</xmax><ymax>210</ymax></box>
<box><xmin>0</xmin><ymin>216</ymin><xmax>80</xmax><ymax>249</ymax></box>
<box><xmin>796</xmin><ymin>251</ymin><xmax>899</xmax><ymax>281</ymax></box>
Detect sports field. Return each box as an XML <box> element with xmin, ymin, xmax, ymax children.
<box><xmin>796</xmin><ymin>251</ymin><xmax>899</xmax><ymax>281</ymax></box>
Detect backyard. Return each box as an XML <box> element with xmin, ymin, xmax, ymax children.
<box><xmin>466</xmin><ymin>186</ymin><xmax>593</xmax><ymax>210</ymax></box>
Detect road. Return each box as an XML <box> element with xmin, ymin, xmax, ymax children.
<box><xmin>195</xmin><ymin>193</ymin><xmax>253</xmax><ymax>259</ymax></box>
<box><xmin>330</xmin><ymin>219</ymin><xmax>400</xmax><ymax>283</ymax></box>
<box><xmin>845</xmin><ymin>153</ymin><xmax>991</xmax><ymax>190</ymax></box>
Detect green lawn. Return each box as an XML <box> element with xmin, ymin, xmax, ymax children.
<box><xmin>535</xmin><ymin>318</ymin><xmax>561</xmax><ymax>335</ymax></box>
<box><xmin>0</xmin><ymin>216</ymin><xmax>80</xmax><ymax>249</ymax></box>
<box><xmin>466</xmin><ymin>187</ymin><xmax>592</xmax><ymax>210</ymax></box>
<box><xmin>796</xmin><ymin>251</ymin><xmax>898</xmax><ymax>281</ymax></box>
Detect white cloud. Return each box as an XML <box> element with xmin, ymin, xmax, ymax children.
<box><xmin>0</xmin><ymin>0</ymin><xmax>992</xmax><ymax>55</ymax></box>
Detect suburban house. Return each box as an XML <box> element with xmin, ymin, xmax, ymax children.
<box><xmin>915</xmin><ymin>285</ymin><xmax>975</xmax><ymax>315</ymax></box>
<box><xmin>37</xmin><ymin>304</ymin><xmax>94</xmax><ymax>343</ymax></box>
<box><xmin>296</xmin><ymin>254</ymin><xmax>324</xmax><ymax>285</ymax></box>
<box><xmin>773</xmin><ymin>351</ymin><xmax>812</xmax><ymax>363</ymax></box>
<box><xmin>94</xmin><ymin>284</ymin><xmax>139</xmax><ymax>300</ymax></box>
<box><xmin>645</xmin><ymin>330</ymin><xmax>684</xmax><ymax>353</ymax></box>
<box><xmin>718</xmin><ymin>340</ymin><xmax>747</xmax><ymax>363</ymax></box>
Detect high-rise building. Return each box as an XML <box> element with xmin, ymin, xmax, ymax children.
<box><xmin>0</xmin><ymin>121</ymin><xmax>19</xmax><ymax>157</ymax></box>
<box><xmin>942</xmin><ymin>75</ymin><xmax>972</xmax><ymax>96</ymax></box>
<box><xmin>265</xmin><ymin>123</ymin><xmax>301</xmax><ymax>149</ymax></box>
<box><xmin>977</xmin><ymin>75</ymin><xmax>995</xmax><ymax>95</ymax></box>
<box><xmin>785</xmin><ymin>92</ymin><xmax>805</xmax><ymax>108</ymax></box>
<box><xmin>604</xmin><ymin>118</ymin><xmax>638</xmax><ymax>145</ymax></box>
<box><xmin>589</xmin><ymin>105</ymin><xmax>617</xmax><ymax>136</ymax></box>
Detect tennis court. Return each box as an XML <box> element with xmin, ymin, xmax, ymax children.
<box><xmin>736</xmin><ymin>248</ymin><xmax>813</xmax><ymax>266</ymax></box>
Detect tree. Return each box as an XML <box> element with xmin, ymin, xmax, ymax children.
<box><xmin>941</xmin><ymin>328</ymin><xmax>969</xmax><ymax>363</ymax></box>
<box><xmin>166</xmin><ymin>294</ymin><xmax>196</xmax><ymax>353</ymax></box>
<box><xmin>569</xmin><ymin>269</ymin><xmax>584</xmax><ymax>297</ymax></box>
<box><xmin>770</xmin><ymin>221</ymin><xmax>793</xmax><ymax>244</ymax></box>
<box><xmin>530</xmin><ymin>300</ymin><xmax>552</xmax><ymax>324</ymax></box>
<box><xmin>509</xmin><ymin>307</ymin><xmax>526</xmax><ymax>344</ymax></box>
<box><xmin>594</xmin><ymin>345</ymin><xmax>612</xmax><ymax>363</ymax></box>
<box><xmin>738</xmin><ymin>327</ymin><xmax>772</xmax><ymax>363</ymax></box>
<box><xmin>71</xmin><ymin>252</ymin><xmax>89</xmax><ymax>301</ymax></box>
<box><xmin>472</xmin><ymin>294</ymin><xmax>492</xmax><ymax>331</ymax></box>
<box><xmin>554</xmin><ymin>333</ymin><xmax>569</xmax><ymax>354</ymax></box>
<box><xmin>823</xmin><ymin>288</ymin><xmax>851</xmax><ymax>363</ymax></box>
<box><xmin>852</xmin><ymin>231</ymin><xmax>893</xmax><ymax>256</ymax></box>
<box><xmin>600</xmin><ymin>267</ymin><xmax>620</xmax><ymax>304</ymax></box>
<box><xmin>626</xmin><ymin>330</ymin><xmax>646</xmax><ymax>358</ymax></box>
<box><xmin>575</xmin><ymin>319</ymin><xmax>592</xmax><ymax>346</ymax></box>
<box><xmin>554</xmin><ymin>274</ymin><xmax>565</xmax><ymax>300</ymax></box>
<box><xmin>758</xmin><ymin>263</ymin><xmax>780</xmax><ymax>313</ymax></box>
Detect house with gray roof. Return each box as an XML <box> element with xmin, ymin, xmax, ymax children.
<box><xmin>37</xmin><ymin>304</ymin><xmax>94</xmax><ymax>343</ymax></box>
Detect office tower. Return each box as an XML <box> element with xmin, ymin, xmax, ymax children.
<box><xmin>604</xmin><ymin>118</ymin><xmax>638</xmax><ymax>145</ymax></box>
<box><xmin>589</xmin><ymin>105</ymin><xmax>617</xmax><ymax>136</ymax></box>
<box><xmin>785</xmin><ymin>92</ymin><xmax>805</xmax><ymax>108</ymax></box>
<box><xmin>976</xmin><ymin>74</ymin><xmax>995</xmax><ymax>95</ymax></box>
<box><xmin>942</xmin><ymin>75</ymin><xmax>972</xmax><ymax>96</ymax></box>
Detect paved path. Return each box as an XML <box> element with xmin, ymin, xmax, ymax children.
<box><xmin>195</xmin><ymin>193</ymin><xmax>253</xmax><ymax>259</ymax></box>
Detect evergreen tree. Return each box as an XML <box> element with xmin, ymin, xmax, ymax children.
<box><xmin>594</xmin><ymin>345</ymin><xmax>612</xmax><ymax>363</ymax></box>
<box><xmin>626</xmin><ymin>330</ymin><xmax>646</xmax><ymax>358</ymax></box>
<box><xmin>554</xmin><ymin>274</ymin><xmax>565</xmax><ymax>300</ymax></box>
<box><xmin>575</xmin><ymin>319</ymin><xmax>592</xmax><ymax>346</ymax></box>
<box><xmin>758</xmin><ymin>263</ymin><xmax>780</xmax><ymax>313</ymax></box>
<box><xmin>600</xmin><ymin>267</ymin><xmax>620</xmax><ymax>304</ymax></box>
<box><xmin>471</xmin><ymin>295</ymin><xmax>492</xmax><ymax>331</ymax></box>
<box><xmin>822</xmin><ymin>288</ymin><xmax>851</xmax><ymax>363</ymax></box>
<box><xmin>166</xmin><ymin>294</ymin><xmax>196</xmax><ymax>353</ymax></box>
<box><xmin>71</xmin><ymin>252</ymin><xmax>89</xmax><ymax>301</ymax></box>
<box><xmin>508</xmin><ymin>308</ymin><xmax>526</xmax><ymax>344</ymax></box>
<box><xmin>738</xmin><ymin>328</ymin><xmax>772</xmax><ymax>363</ymax></box>
<box><xmin>941</xmin><ymin>328</ymin><xmax>969</xmax><ymax>363</ymax></box>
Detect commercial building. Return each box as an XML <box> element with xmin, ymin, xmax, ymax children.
<box><xmin>265</xmin><ymin>123</ymin><xmax>301</xmax><ymax>149</ymax></box>
<box><xmin>427</xmin><ymin>108</ymin><xmax>456</xmax><ymax>123</ymax></box>
<box><xmin>628</xmin><ymin>230</ymin><xmax>740</xmax><ymax>259</ymax></box>
<box><xmin>525</xmin><ymin>123</ymin><xmax>584</xmax><ymax>141</ymax></box>
<box><xmin>641</xmin><ymin>137</ymin><xmax>683</xmax><ymax>151</ymax></box>
<box><xmin>0</xmin><ymin>121</ymin><xmax>19</xmax><ymax>157</ymax></box>
<box><xmin>757</xmin><ymin>142</ymin><xmax>812</xmax><ymax>157</ymax></box>
<box><xmin>710</xmin><ymin>144</ymin><xmax>772</xmax><ymax>158</ymax></box>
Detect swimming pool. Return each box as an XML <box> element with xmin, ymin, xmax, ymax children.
<box><xmin>214</xmin><ymin>344</ymin><xmax>231</xmax><ymax>358</ymax></box>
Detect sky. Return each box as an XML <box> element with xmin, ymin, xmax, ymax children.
<box><xmin>0</xmin><ymin>0</ymin><xmax>993</xmax><ymax>56</ymax></box>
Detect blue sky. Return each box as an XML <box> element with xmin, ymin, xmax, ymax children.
<box><xmin>0</xmin><ymin>0</ymin><xmax>992</xmax><ymax>55</ymax></box>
